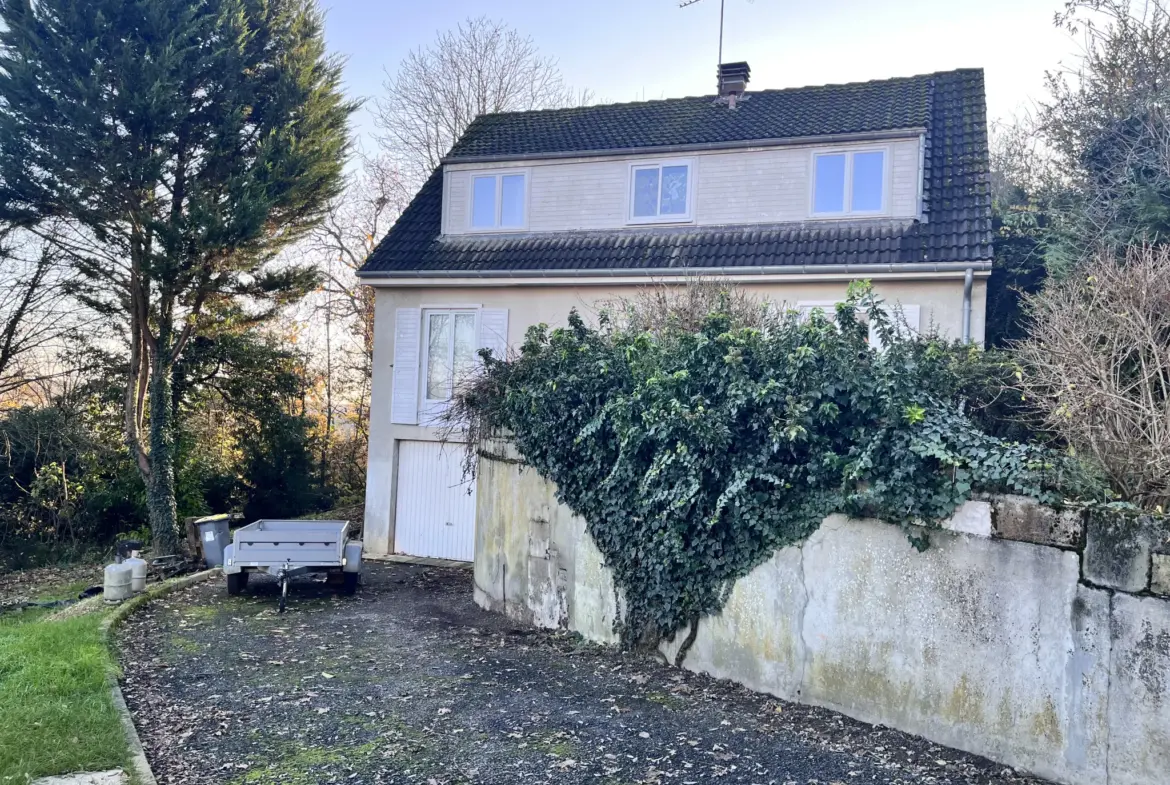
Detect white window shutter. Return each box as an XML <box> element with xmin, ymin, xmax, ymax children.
<box><xmin>869</xmin><ymin>304</ymin><xmax>920</xmax><ymax>349</ymax></box>
<box><xmin>898</xmin><ymin>304</ymin><xmax>921</xmax><ymax>333</ymax></box>
<box><xmin>479</xmin><ymin>308</ymin><xmax>509</xmax><ymax>361</ymax></box>
<box><xmin>390</xmin><ymin>308</ymin><xmax>421</xmax><ymax>425</ymax></box>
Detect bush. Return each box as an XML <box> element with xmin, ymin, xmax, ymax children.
<box><xmin>1017</xmin><ymin>245</ymin><xmax>1170</xmax><ymax>508</ymax></box>
<box><xmin>0</xmin><ymin>398</ymin><xmax>145</xmax><ymax>567</ymax></box>
<box><xmin>452</xmin><ymin>282</ymin><xmax>1086</xmax><ymax>650</ymax></box>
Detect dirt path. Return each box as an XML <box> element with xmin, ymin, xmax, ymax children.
<box><xmin>116</xmin><ymin>562</ymin><xmax>1048</xmax><ymax>785</ymax></box>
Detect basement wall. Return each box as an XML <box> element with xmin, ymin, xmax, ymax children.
<box><xmin>473</xmin><ymin>454</ymin><xmax>1170</xmax><ymax>785</ymax></box>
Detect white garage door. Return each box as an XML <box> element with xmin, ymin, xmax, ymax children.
<box><xmin>394</xmin><ymin>440</ymin><xmax>476</xmax><ymax>561</ymax></box>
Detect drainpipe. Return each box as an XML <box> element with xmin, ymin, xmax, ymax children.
<box><xmin>961</xmin><ymin>268</ymin><xmax>974</xmax><ymax>345</ymax></box>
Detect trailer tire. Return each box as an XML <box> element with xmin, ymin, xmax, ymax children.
<box><xmin>227</xmin><ymin>571</ymin><xmax>248</xmax><ymax>596</ymax></box>
<box><xmin>342</xmin><ymin>571</ymin><xmax>359</xmax><ymax>596</ymax></box>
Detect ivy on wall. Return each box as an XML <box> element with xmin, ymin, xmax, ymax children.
<box><xmin>455</xmin><ymin>284</ymin><xmax>1079</xmax><ymax>651</ymax></box>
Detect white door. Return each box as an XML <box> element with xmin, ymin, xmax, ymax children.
<box><xmin>393</xmin><ymin>440</ymin><xmax>476</xmax><ymax>561</ymax></box>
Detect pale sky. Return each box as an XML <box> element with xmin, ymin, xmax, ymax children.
<box><xmin>322</xmin><ymin>0</ymin><xmax>1084</xmax><ymax>146</ymax></box>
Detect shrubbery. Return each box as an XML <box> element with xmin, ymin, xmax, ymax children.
<box><xmin>0</xmin><ymin>398</ymin><xmax>144</xmax><ymax>567</ymax></box>
<box><xmin>1</xmin><ymin>333</ymin><xmax>338</xmax><ymax>567</ymax></box>
<box><xmin>1018</xmin><ymin>246</ymin><xmax>1170</xmax><ymax>508</ymax></box>
<box><xmin>453</xmin><ymin>283</ymin><xmax>1094</xmax><ymax>650</ymax></box>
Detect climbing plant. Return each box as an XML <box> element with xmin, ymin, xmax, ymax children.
<box><xmin>453</xmin><ymin>283</ymin><xmax>1081</xmax><ymax>651</ymax></box>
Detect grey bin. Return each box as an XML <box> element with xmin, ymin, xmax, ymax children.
<box><xmin>197</xmin><ymin>517</ymin><xmax>231</xmax><ymax>567</ymax></box>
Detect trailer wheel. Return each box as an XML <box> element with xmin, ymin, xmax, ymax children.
<box><xmin>227</xmin><ymin>571</ymin><xmax>248</xmax><ymax>596</ymax></box>
<box><xmin>342</xmin><ymin>571</ymin><xmax>359</xmax><ymax>596</ymax></box>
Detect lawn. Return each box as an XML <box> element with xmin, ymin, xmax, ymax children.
<box><xmin>0</xmin><ymin>600</ymin><xmax>129</xmax><ymax>781</ymax></box>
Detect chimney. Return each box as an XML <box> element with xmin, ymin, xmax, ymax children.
<box><xmin>717</xmin><ymin>61</ymin><xmax>751</xmax><ymax>106</ymax></box>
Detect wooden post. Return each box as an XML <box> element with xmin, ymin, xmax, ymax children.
<box><xmin>184</xmin><ymin>516</ymin><xmax>202</xmax><ymax>563</ymax></box>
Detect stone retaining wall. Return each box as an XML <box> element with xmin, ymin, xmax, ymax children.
<box><xmin>473</xmin><ymin>454</ymin><xmax>1170</xmax><ymax>785</ymax></box>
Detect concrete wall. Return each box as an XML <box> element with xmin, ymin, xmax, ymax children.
<box><xmin>362</xmin><ymin>276</ymin><xmax>989</xmax><ymax>556</ymax></box>
<box><xmin>473</xmin><ymin>455</ymin><xmax>1170</xmax><ymax>785</ymax></box>
<box><xmin>442</xmin><ymin>138</ymin><xmax>922</xmax><ymax>235</ymax></box>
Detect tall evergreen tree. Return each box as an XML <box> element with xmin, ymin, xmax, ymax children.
<box><xmin>0</xmin><ymin>0</ymin><xmax>356</xmax><ymax>553</ymax></box>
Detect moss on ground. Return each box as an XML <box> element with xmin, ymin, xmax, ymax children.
<box><xmin>232</xmin><ymin>741</ymin><xmax>378</xmax><ymax>785</ymax></box>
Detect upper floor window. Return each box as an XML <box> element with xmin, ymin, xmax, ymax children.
<box><xmin>471</xmin><ymin>172</ymin><xmax>526</xmax><ymax>230</ymax></box>
<box><xmin>812</xmin><ymin>149</ymin><xmax>886</xmax><ymax>216</ymax></box>
<box><xmin>629</xmin><ymin>161</ymin><xmax>693</xmax><ymax>223</ymax></box>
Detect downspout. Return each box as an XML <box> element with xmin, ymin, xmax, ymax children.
<box><xmin>962</xmin><ymin>268</ymin><xmax>974</xmax><ymax>345</ymax></box>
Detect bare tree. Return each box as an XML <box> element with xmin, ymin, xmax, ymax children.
<box><xmin>989</xmin><ymin>116</ymin><xmax>1050</xmax><ymax>210</ymax></box>
<box><xmin>1038</xmin><ymin>0</ymin><xmax>1170</xmax><ymax>267</ymax></box>
<box><xmin>287</xmin><ymin>154</ymin><xmax>410</xmax><ymax>492</ymax></box>
<box><xmin>0</xmin><ymin>226</ymin><xmax>89</xmax><ymax>400</ymax></box>
<box><xmin>312</xmin><ymin>155</ymin><xmax>408</xmax><ymax>345</ymax></box>
<box><xmin>1017</xmin><ymin>245</ymin><xmax>1170</xmax><ymax>507</ymax></box>
<box><xmin>374</xmin><ymin>17</ymin><xmax>589</xmax><ymax>185</ymax></box>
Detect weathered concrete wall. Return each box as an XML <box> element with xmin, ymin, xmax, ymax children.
<box><xmin>474</xmin><ymin>458</ymin><xmax>1170</xmax><ymax>785</ymax></box>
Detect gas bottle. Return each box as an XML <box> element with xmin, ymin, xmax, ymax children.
<box><xmin>103</xmin><ymin>563</ymin><xmax>133</xmax><ymax>603</ymax></box>
<box><xmin>123</xmin><ymin>557</ymin><xmax>148</xmax><ymax>593</ymax></box>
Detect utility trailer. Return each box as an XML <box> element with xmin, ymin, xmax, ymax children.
<box><xmin>222</xmin><ymin>519</ymin><xmax>362</xmax><ymax>612</ymax></box>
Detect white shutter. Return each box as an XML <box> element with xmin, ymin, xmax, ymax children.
<box><xmin>479</xmin><ymin>308</ymin><xmax>509</xmax><ymax>361</ymax></box>
<box><xmin>869</xmin><ymin>303</ymin><xmax>920</xmax><ymax>349</ymax></box>
<box><xmin>390</xmin><ymin>308</ymin><xmax>421</xmax><ymax>425</ymax></box>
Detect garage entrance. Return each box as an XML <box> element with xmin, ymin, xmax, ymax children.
<box><xmin>393</xmin><ymin>440</ymin><xmax>475</xmax><ymax>561</ymax></box>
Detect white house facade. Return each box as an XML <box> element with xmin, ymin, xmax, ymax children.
<box><xmin>357</xmin><ymin>65</ymin><xmax>994</xmax><ymax>561</ymax></box>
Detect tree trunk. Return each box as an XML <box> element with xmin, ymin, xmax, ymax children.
<box><xmin>147</xmin><ymin>326</ymin><xmax>181</xmax><ymax>555</ymax></box>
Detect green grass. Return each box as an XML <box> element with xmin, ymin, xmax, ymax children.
<box><xmin>0</xmin><ymin>608</ymin><xmax>129</xmax><ymax>781</ymax></box>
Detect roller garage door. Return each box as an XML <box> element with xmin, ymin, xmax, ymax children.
<box><xmin>393</xmin><ymin>440</ymin><xmax>476</xmax><ymax>561</ymax></box>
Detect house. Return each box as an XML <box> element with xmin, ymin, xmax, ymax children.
<box><xmin>357</xmin><ymin>64</ymin><xmax>993</xmax><ymax>561</ymax></box>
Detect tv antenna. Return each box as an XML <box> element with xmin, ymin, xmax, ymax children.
<box><xmin>680</xmin><ymin>0</ymin><xmax>727</xmax><ymax>66</ymax></box>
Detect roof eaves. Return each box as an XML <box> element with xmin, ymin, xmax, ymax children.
<box><xmin>357</xmin><ymin>260</ymin><xmax>993</xmax><ymax>280</ymax></box>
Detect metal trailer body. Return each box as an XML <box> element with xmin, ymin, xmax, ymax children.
<box><xmin>222</xmin><ymin>519</ymin><xmax>362</xmax><ymax>611</ymax></box>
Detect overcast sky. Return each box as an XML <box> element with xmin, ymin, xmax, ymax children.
<box><xmin>322</xmin><ymin>0</ymin><xmax>1083</xmax><ymax>146</ymax></box>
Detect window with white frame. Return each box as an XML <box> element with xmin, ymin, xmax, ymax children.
<box><xmin>812</xmin><ymin>149</ymin><xmax>886</xmax><ymax>216</ymax></box>
<box><xmin>629</xmin><ymin>161</ymin><xmax>692</xmax><ymax>222</ymax></box>
<box><xmin>470</xmin><ymin>172</ymin><xmax>526</xmax><ymax>229</ymax></box>
<box><xmin>423</xmin><ymin>310</ymin><xmax>478</xmax><ymax>402</ymax></box>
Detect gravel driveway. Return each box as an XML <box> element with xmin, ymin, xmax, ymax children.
<box><xmin>116</xmin><ymin>562</ymin><xmax>1049</xmax><ymax>785</ymax></box>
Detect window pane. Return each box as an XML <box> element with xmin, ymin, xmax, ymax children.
<box><xmin>659</xmin><ymin>165</ymin><xmax>689</xmax><ymax>215</ymax></box>
<box><xmin>632</xmin><ymin>168</ymin><xmax>659</xmax><ymax>217</ymax></box>
<box><xmin>814</xmin><ymin>154</ymin><xmax>846</xmax><ymax>213</ymax></box>
<box><xmin>453</xmin><ymin>313</ymin><xmax>477</xmax><ymax>387</ymax></box>
<box><xmin>852</xmin><ymin>151</ymin><xmax>885</xmax><ymax>212</ymax></box>
<box><xmin>426</xmin><ymin>314</ymin><xmax>452</xmax><ymax>399</ymax></box>
<box><xmin>471</xmin><ymin>176</ymin><xmax>497</xmax><ymax>228</ymax></box>
<box><xmin>499</xmin><ymin>174</ymin><xmax>525</xmax><ymax>227</ymax></box>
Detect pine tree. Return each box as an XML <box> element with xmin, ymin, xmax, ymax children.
<box><xmin>0</xmin><ymin>0</ymin><xmax>356</xmax><ymax>554</ymax></box>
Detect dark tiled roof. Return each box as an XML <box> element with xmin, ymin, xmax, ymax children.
<box><xmin>361</xmin><ymin>69</ymin><xmax>991</xmax><ymax>276</ymax></box>
<box><xmin>447</xmin><ymin>75</ymin><xmax>931</xmax><ymax>160</ymax></box>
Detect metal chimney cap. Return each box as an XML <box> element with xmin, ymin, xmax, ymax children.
<box><xmin>717</xmin><ymin>61</ymin><xmax>751</xmax><ymax>96</ymax></box>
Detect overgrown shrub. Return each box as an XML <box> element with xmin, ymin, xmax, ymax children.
<box><xmin>452</xmin><ymin>283</ymin><xmax>1087</xmax><ymax>650</ymax></box>
<box><xmin>1018</xmin><ymin>245</ymin><xmax>1170</xmax><ymax>508</ymax></box>
<box><xmin>0</xmin><ymin>398</ymin><xmax>145</xmax><ymax>567</ymax></box>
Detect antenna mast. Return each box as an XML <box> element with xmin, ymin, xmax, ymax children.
<box><xmin>679</xmin><ymin>0</ymin><xmax>726</xmax><ymax>67</ymax></box>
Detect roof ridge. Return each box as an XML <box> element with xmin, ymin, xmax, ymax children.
<box><xmin>468</xmin><ymin>67</ymin><xmax>983</xmax><ymax>123</ymax></box>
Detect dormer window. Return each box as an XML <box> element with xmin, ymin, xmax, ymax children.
<box><xmin>470</xmin><ymin>171</ymin><xmax>527</xmax><ymax>230</ymax></box>
<box><xmin>811</xmin><ymin>149</ymin><xmax>887</xmax><ymax>216</ymax></box>
<box><xmin>629</xmin><ymin>161</ymin><xmax>693</xmax><ymax>223</ymax></box>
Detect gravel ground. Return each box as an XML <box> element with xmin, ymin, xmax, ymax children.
<box><xmin>116</xmin><ymin>562</ymin><xmax>1051</xmax><ymax>785</ymax></box>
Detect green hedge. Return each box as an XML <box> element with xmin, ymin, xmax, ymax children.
<box><xmin>457</xmin><ymin>284</ymin><xmax>1084</xmax><ymax>649</ymax></box>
